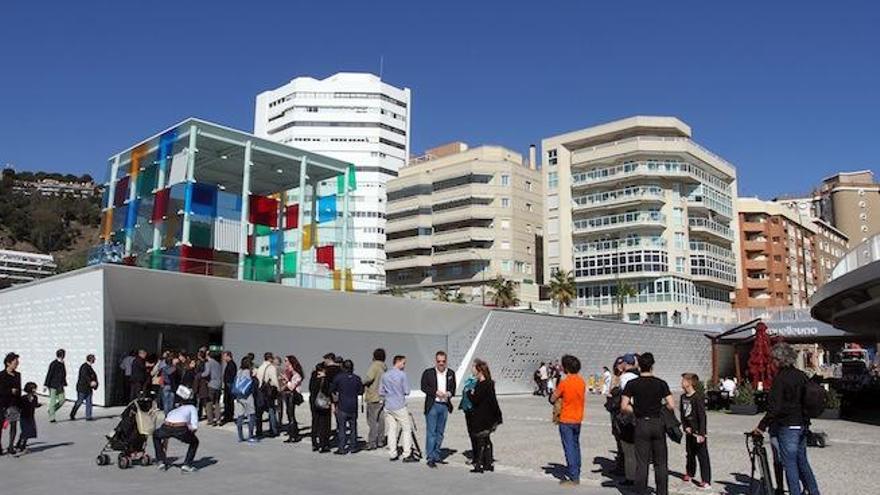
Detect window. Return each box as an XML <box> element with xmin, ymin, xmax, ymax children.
<box><xmin>515</xmin><ymin>261</ymin><xmax>525</xmax><ymax>273</ymax></box>
<box><xmin>672</xmin><ymin>207</ymin><xmax>683</xmax><ymax>227</ymax></box>
<box><xmin>674</xmin><ymin>232</ymin><xmax>685</xmax><ymax>249</ymax></box>
<box><xmin>526</xmin><ymin>223</ymin><xmax>533</xmax><ymax>233</ymax></box>
<box><xmin>547</xmin><ymin>149</ymin><xmax>558</xmax><ymax>166</ymax></box>
<box><xmin>525</xmin><ymin>202</ymin><xmax>533</xmax><ymax>212</ymax></box>
<box><xmin>501</xmin><ymin>240</ymin><xmax>511</xmax><ymax>250</ymax></box>
<box><xmin>675</xmin><ymin>257</ymin><xmax>686</xmax><ymax>273</ymax></box>
<box><xmin>547</xmin><ymin>195</ymin><xmax>559</xmax><ymax>210</ymax></box>
<box><xmin>501</xmin><ymin>219</ymin><xmax>511</xmax><ymax>230</ymax></box>
<box><xmin>501</xmin><ymin>198</ymin><xmax>510</xmax><ymax>208</ymax></box>
<box><xmin>525</xmin><ymin>180</ymin><xmax>533</xmax><ymax>192</ymax></box>
<box><xmin>500</xmin><ymin>174</ymin><xmax>510</xmax><ymax>186</ymax></box>
<box><xmin>773</xmin><ymin>255</ymin><xmax>782</xmax><ymax>262</ymax></box>
<box><xmin>547</xmin><ymin>171</ymin><xmax>558</xmax><ymax>189</ymax></box>
<box><xmin>501</xmin><ymin>260</ymin><xmax>512</xmax><ymax>272</ymax></box>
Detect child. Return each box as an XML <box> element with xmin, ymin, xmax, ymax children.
<box><xmin>680</xmin><ymin>373</ymin><xmax>711</xmax><ymax>489</ymax></box>
<box><xmin>15</xmin><ymin>382</ymin><xmax>40</xmax><ymax>455</ymax></box>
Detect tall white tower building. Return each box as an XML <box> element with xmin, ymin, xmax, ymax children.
<box><xmin>255</xmin><ymin>73</ymin><xmax>411</xmax><ymax>291</ymax></box>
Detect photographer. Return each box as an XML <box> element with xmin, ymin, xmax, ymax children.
<box><xmin>751</xmin><ymin>342</ymin><xmax>821</xmax><ymax>495</ymax></box>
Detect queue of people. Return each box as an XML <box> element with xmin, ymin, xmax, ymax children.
<box><xmin>0</xmin><ymin>341</ymin><xmax>822</xmax><ymax>495</ymax></box>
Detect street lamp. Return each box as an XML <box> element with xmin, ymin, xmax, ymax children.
<box><xmin>470</xmin><ymin>248</ymin><xmax>487</xmax><ymax>306</ymax></box>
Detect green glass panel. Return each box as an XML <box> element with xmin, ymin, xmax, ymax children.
<box><xmin>189</xmin><ymin>221</ymin><xmax>213</xmax><ymax>248</ymax></box>
<box><xmin>336</xmin><ymin>165</ymin><xmax>358</xmax><ymax>194</ymax></box>
<box><xmin>246</xmin><ymin>255</ymin><xmax>276</xmax><ymax>282</ymax></box>
<box><xmin>137</xmin><ymin>164</ymin><xmax>159</xmax><ymax>198</ymax></box>
<box><xmin>149</xmin><ymin>251</ymin><xmax>163</xmax><ymax>270</ymax></box>
<box><xmin>282</xmin><ymin>252</ymin><xmax>297</xmax><ymax>276</ymax></box>
<box><xmin>254</xmin><ymin>224</ymin><xmax>273</xmax><ymax>236</ymax></box>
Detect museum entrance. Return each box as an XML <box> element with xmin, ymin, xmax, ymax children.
<box><xmin>107</xmin><ymin>321</ymin><xmax>223</xmax><ymax>405</ymax></box>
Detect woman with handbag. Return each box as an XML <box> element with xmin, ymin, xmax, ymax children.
<box><xmin>466</xmin><ymin>359</ymin><xmax>503</xmax><ymax>473</ymax></box>
<box><xmin>309</xmin><ymin>362</ymin><xmax>332</xmax><ymax>452</ymax></box>
<box><xmin>283</xmin><ymin>355</ymin><xmax>305</xmax><ymax>443</ymax></box>
<box><xmin>621</xmin><ymin>352</ymin><xmax>676</xmax><ymax>495</ymax></box>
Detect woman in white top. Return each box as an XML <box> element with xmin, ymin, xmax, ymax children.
<box><xmin>234</xmin><ymin>357</ymin><xmax>257</xmax><ymax>443</ymax></box>
<box><xmin>282</xmin><ymin>355</ymin><xmax>305</xmax><ymax>443</ymax></box>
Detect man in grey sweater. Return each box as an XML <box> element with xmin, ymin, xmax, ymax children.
<box><xmin>362</xmin><ymin>348</ymin><xmax>387</xmax><ymax>450</ymax></box>
<box><xmin>201</xmin><ymin>352</ymin><xmax>224</xmax><ymax>426</ymax></box>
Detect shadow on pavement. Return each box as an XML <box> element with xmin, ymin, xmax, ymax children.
<box><xmin>192</xmin><ymin>456</ymin><xmax>218</xmax><ymax>469</ymax></box>
<box><xmin>716</xmin><ymin>472</ymin><xmax>755</xmax><ymax>495</ymax></box>
<box><xmin>27</xmin><ymin>441</ymin><xmax>74</xmax><ymax>453</ymax></box>
<box><xmin>542</xmin><ymin>462</ymin><xmax>568</xmax><ymax>481</ymax></box>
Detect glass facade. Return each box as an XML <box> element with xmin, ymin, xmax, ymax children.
<box><xmin>92</xmin><ymin>119</ymin><xmax>355</xmax><ymax>291</ymax></box>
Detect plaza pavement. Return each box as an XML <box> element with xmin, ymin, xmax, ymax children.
<box><xmin>1</xmin><ymin>394</ymin><xmax>874</xmax><ymax>495</ymax></box>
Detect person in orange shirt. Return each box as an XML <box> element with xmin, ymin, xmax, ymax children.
<box><xmin>550</xmin><ymin>354</ymin><xmax>586</xmax><ymax>487</ymax></box>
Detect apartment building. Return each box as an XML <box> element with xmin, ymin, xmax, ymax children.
<box><xmin>735</xmin><ymin>198</ymin><xmax>821</xmax><ymax>309</ymax></box>
<box><xmin>254</xmin><ymin>72</ymin><xmax>411</xmax><ymax>291</ymax></box>
<box><xmin>0</xmin><ymin>249</ymin><xmax>56</xmax><ymax>289</ymax></box>
<box><xmin>385</xmin><ymin>143</ymin><xmax>542</xmax><ymax>304</ymax></box>
<box><xmin>542</xmin><ymin>116</ymin><xmax>738</xmax><ymax>325</ymax></box>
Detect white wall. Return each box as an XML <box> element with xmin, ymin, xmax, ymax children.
<box><xmin>0</xmin><ymin>270</ymin><xmax>105</xmax><ymax>403</ymax></box>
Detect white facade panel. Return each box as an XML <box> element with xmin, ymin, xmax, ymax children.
<box><xmin>213</xmin><ymin>218</ymin><xmax>242</xmax><ymax>253</ymax></box>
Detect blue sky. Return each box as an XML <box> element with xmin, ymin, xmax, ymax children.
<box><xmin>1</xmin><ymin>1</ymin><xmax>877</xmax><ymax>198</ymax></box>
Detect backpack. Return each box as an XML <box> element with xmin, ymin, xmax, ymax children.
<box><xmin>802</xmin><ymin>380</ymin><xmax>826</xmax><ymax>418</ymax></box>
<box><xmin>233</xmin><ymin>373</ymin><xmax>254</xmax><ymax>399</ymax></box>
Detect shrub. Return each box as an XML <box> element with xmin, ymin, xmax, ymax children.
<box><xmin>733</xmin><ymin>381</ymin><xmax>756</xmax><ymax>405</ymax></box>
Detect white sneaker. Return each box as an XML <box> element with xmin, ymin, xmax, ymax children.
<box><xmin>180</xmin><ymin>465</ymin><xmax>198</xmax><ymax>473</ymax></box>
<box><xmin>156</xmin><ymin>463</ymin><xmax>170</xmax><ymax>471</ymax></box>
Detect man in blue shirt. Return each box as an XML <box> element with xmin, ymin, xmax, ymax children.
<box><xmin>379</xmin><ymin>355</ymin><xmax>418</xmax><ymax>463</ymax></box>
<box><xmin>330</xmin><ymin>359</ymin><xmax>364</xmax><ymax>455</ymax></box>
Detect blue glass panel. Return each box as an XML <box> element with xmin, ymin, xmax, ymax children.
<box><xmin>317</xmin><ymin>195</ymin><xmax>337</xmax><ymax>224</ymax></box>
<box><xmin>125</xmin><ymin>199</ymin><xmax>139</xmax><ymax>231</ymax></box>
<box><xmin>189</xmin><ymin>182</ymin><xmax>218</xmax><ymax>217</ymax></box>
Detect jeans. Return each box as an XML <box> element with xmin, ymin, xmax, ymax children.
<box><xmin>635</xmin><ymin>417</ymin><xmax>669</xmax><ymax>495</ymax></box>
<box><xmin>425</xmin><ymin>402</ymin><xmax>449</xmax><ymax>462</ymax></box>
<box><xmin>365</xmin><ymin>401</ymin><xmax>385</xmax><ymax>448</ymax></box>
<box><xmin>685</xmin><ymin>434</ymin><xmax>711</xmax><ymax>483</ymax></box>
<box><xmin>283</xmin><ymin>392</ymin><xmax>299</xmax><ymax>439</ymax></box>
<box><xmin>71</xmin><ymin>391</ymin><xmax>93</xmax><ymax>420</ymax></box>
<box><xmin>256</xmin><ymin>403</ymin><xmax>279</xmax><ymax>436</ymax></box>
<box><xmin>336</xmin><ymin>409</ymin><xmax>358</xmax><ymax>452</ymax></box>
<box><xmin>777</xmin><ymin>427</ymin><xmax>821</xmax><ymax>495</ymax></box>
<box><xmin>47</xmin><ymin>388</ymin><xmax>64</xmax><ymax>421</ymax></box>
<box><xmin>559</xmin><ymin>422</ymin><xmax>582</xmax><ymax>481</ymax></box>
<box><xmin>162</xmin><ymin>387</ymin><xmax>175</xmax><ymax>415</ymax></box>
<box><xmin>153</xmin><ymin>424</ymin><xmax>199</xmax><ymax>466</ymax></box>
<box><xmin>236</xmin><ymin>414</ymin><xmax>256</xmax><ymax>441</ymax></box>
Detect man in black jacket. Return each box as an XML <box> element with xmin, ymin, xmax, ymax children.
<box><xmin>70</xmin><ymin>354</ymin><xmax>98</xmax><ymax>421</ymax></box>
<box><xmin>221</xmin><ymin>351</ymin><xmax>237</xmax><ymax>425</ymax></box>
<box><xmin>44</xmin><ymin>349</ymin><xmax>67</xmax><ymax>423</ymax></box>
<box><xmin>753</xmin><ymin>342</ymin><xmax>821</xmax><ymax>495</ymax></box>
<box><xmin>129</xmin><ymin>349</ymin><xmax>148</xmax><ymax>401</ymax></box>
<box><xmin>420</xmin><ymin>351</ymin><xmax>456</xmax><ymax>468</ymax></box>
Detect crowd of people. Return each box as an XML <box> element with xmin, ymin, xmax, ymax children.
<box><xmin>0</xmin><ymin>342</ymin><xmax>823</xmax><ymax>495</ymax></box>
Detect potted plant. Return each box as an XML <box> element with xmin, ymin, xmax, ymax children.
<box><xmin>819</xmin><ymin>388</ymin><xmax>841</xmax><ymax>420</ymax></box>
<box><xmin>730</xmin><ymin>381</ymin><xmax>759</xmax><ymax>415</ymax></box>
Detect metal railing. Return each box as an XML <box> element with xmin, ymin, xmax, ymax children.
<box><xmin>688</xmin><ymin>217</ymin><xmax>733</xmax><ymax>239</ymax></box>
<box><xmin>831</xmin><ymin>233</ymin><xmax>880</xmax><ymax>280</ymax></box>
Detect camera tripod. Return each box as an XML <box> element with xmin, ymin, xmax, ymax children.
<box><xmin>745</xmin><ymin>432</ymin><xmax>776</xmax><ymax>495</ymax></box>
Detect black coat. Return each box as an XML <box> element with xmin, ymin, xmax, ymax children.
<box><xmin>130</xmin><ymin>357</ymin><xmax>147</xmax><ymax>385</ymax></box>
<box><xmin>420</xmin><ymin>367</ymin><xmax>457</xmax><ymax>415</ymax></box>
<box><xmin>467</xmin><ymin>379</ymin><xmax>503</xmax><ymax>433</ymax></box>
<box><xmin>76</xmin><ymin>362</ymin><xmax>98</xmax><ymax>394</ymax></box>
<box><xmin>44</xmin><ymin>360</ymin><xmax>67</xmax><ymax>390</ymax></box>
<box><xmin>223</xmin><ymin>360</ymin><xmax>238</xmax><ymax>387</ymax></box>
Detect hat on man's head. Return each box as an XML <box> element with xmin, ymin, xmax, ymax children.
<box><xmin>622</xmin><ymin>354</ymin><xmax>637</xmax><ymax>365</ymax></box>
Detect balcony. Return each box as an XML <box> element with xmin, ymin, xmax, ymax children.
<box><xmin>688</xmin><ymin>217</ymin><xmax>733</xmax><ymax>242</ymax></box>
<box><xmin>689</xmin><ymin>241</ymin><xmax>734</xmax><ymax>259</ymax></box>
<box><xmin>432</xmin><ymin>227</ymin><xmax>495</xmax><ymax>246</ymax></box>
<box><xmin>385</xmin><ymin>236</ymin><xmax>432</xmax><ymax>254</ymax></box>
<box><xmin>746</xmin><ymin>277</ymin><xmax>770</xmax><ymax>289</ymax></box>
<box><xmin>571</xmin><ymin>156</ymin><xmax>733</xmax><ymax>191</ymax></box>
<box><xmin>744</xmin><ymin>258</ymin><xmax>768</xmax><ymax>270</ymax></box>
<box><xmin>573</xmin><ymin>211</ymin><xmax>666</xmax><ymax>235</ymax></box>
<box><xmin>572</xmin><ymin>187</ymin><xmax>664</xmax><ymax>212</ymax></box>
<box><xmin>385</xmin><ymin>255</ymin><xmax>432</xmax><ymax>271</ymax></box>
<box><xmin>742</xmin><ymin>240</ymin><xmax>768</xmax><ymax>252</ymax></box>
<box><xmin>741</xmin><ymin>221</ymin><xmax>766</xmax><ymax>233</ymax></box>
<box><xmin>431</xmin><ymin>205</ymin><xmax>496</xmax><ymax>225</ymax></box>
<box><xmin>432</xmin><ymin>248</ymin><xmax>491</xmax><ymax>265</ymax></box>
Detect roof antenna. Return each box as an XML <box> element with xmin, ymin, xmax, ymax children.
<box><xmin>379</xmin><ymin>55</ymin><xmax>384</xmax><ymax>79</ymax></box>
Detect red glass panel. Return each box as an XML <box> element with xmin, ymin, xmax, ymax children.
<box><xmin>316</xmin><ymin>245</ymin><xmax>335</xmax><ymax>271</ymax></box>
<box><xmin>180</xmin><ymin>245</ymin><xmax>215</xmax><ymax>275</ymax></box>
<box><xmin>152</xmin><ymin>188</ymin><xmax>170</xmax><ymax>222</ymax></box>
<box><xmin>284</xmin><ymin>204</ymin><xmax>299</xmax><ymax>229</ymax></box>
<box><xmin>249</xmin><ymin>194</ymin><xmax>279</xmax><ymax>227</ymax></box>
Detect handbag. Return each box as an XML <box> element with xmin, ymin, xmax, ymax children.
<box><xmin>661</xmin><ymin>406</ymin><xmax>683</xmax><ymax>444</ymax></box>
<box><xmin>293</xmin><ymin>390</ymin><xmax>305</xmax><ymax>406</ymax></box>
<box><xmin>314</xmin><ymin>378</ymin><xmax>331</xmax><ymax>411</ymax></box>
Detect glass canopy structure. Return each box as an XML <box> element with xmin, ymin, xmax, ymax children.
<box><xmin>95</xmin><ymin>118</ymin><xmax>356</xmax><ymax>290</ymax></box>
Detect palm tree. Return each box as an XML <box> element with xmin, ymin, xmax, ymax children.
<box><xmin>548</xmin><ymin>270</ymin><xmax>576</xmax><ymax>315</ymax></box>
<box><xmin>616</xmin><ymin>282</ymin><xmax>638</xmax><ymax>319</ymax></box>
<box><xmin>388</xmin><ymin>286</ymin><xmax>406</xmax><ymax>297</ymax></box>
<box><xmin>488</xmin><ymin>276</ymin><xmax>519</xmax><ymax>308</ymax></box>
<box><xmin>453</xmin><ymin>291</ymin><xmax>467</xmax><ymax>304</ymax></box>
<box><xmin>435</xmin><ymin>285</ymin><xmax>452</xmax><ymax>302</ymax></box>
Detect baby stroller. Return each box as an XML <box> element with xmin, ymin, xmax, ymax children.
<box><xmin>96</xmin><ymin>395</ymin><xmax>158</xmax><ymax>469</ymax></box>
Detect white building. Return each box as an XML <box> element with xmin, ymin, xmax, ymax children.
<box><xmin>0</xmin><ymin>249</ymin><xmax>57</xmax><ymax>288</ymax></box>
<box><xmin>542</xmin><ymin>116</ymin><xmax>739</xmax><ymax>325</ymax></box>
<box><xmin>254</xmin><ymin>73</ymin><xmax>411</xmax><ymax>291</ymax></box>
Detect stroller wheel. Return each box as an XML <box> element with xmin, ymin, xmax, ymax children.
<box><xmin>117</xmin><ymin>454</ymin><xmax>131</xmax><ymax>469</ymax></box>
<box><xmin>96</xmin><ymin>455</ymin><xmax>106</xmax><ymax>466</ymax></box>
<box><xmin>141</xmin><ymin>454</ymin><xmax>152</xmax><ymax>466</ymax></box>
